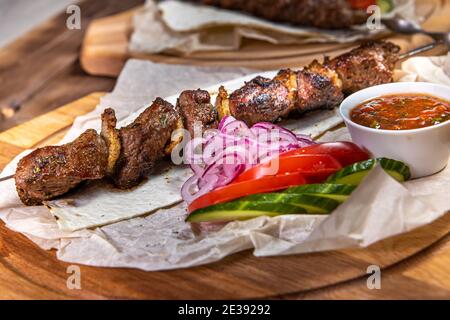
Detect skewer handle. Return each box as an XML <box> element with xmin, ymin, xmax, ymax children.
<box><xmin>398</xmin><ymin>41</ymin><xmax>442</xmax><ymax>60</ymax></box>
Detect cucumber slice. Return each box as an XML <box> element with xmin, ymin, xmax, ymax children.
<box><xmin>188</xmin><ymin>158</ymin><xmax>411</xmax><ymax>223</ymax></box>
<box><xmin>326</xmin><ymin>158</ymin><xmax>411</xmax><ymax>185</ymax></box>
<box><xmin>187</xmin><ymin>193</ymin><xmax>340</xmax><ymax>222</ymax></box>
<box><xmin>244</xmin><ymin>193</ymin><xmax>340</xmax><ymax>214</ymax></box>
<box><xmin>377</xmin><ymin>0</ymin><xmax>393</xmax><ymax>13</ymax></box>
<box><xmin>377</xmin><ymin>157</ymin><xmax>411</xmax><ymax>181</ymax></box>
<box><xmin>187</xmin><ymin>201</ymin><xmax>306</xmax><ymax>223</ymax></box>
<box><xmin>283</xmin><ymin>183</ymin><xmax>356</xmax><ymax>203</ymax></box>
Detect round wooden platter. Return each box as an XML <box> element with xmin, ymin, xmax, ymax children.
<box><xmin>80</xmin><ymin>0</ymin><xmax>450</xmax><ymax>77</ymax></box>
<box><xmin>0</xmin><ymin>93</ymin><xmax>449</xmax><ymax>299</ymax></box>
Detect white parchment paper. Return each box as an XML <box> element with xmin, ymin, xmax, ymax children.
<box><xmin>0</xmin><ymin>57</ymin><xmax>449</xmax><ymax>271</ymax></box>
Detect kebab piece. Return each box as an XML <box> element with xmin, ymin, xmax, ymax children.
<box><xmin>216</xmin><ymin>41</ymin><xmax>400</xmax><ymax>125</ymax></box>
<box><xmin>176</xmin><ymin>89</ymin><xmax>218</xmax><ymax>137</ymax></box>
<box><xmin>107</xmin><ymin>98</ymin><xmax>180</xmax><ymax>189</ymax></box>
<box><xmin>216</xmin><ymin>76</ymin><xmax>294</xmax><ymax>125</ymax></box>
<box><xmin>15</xmin><ymin>129</ymin><xmax>109</xmax><ymax>206</ymax></box>
<box><xmin>14</xmin><ymin>40</ymin><xmax>400</xmax><ymax>205</ymax></box>
<box><xmin>324</xmin><ymin>41</ymin><xmax>400</xmax><ymax>94</ymax></box>
<box><xmin>189</xmin><ymin>0</ymin><xmax>368</xmax><ymax>29</ymax></box>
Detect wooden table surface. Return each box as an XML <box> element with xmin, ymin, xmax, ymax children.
<box><xmin>0</xmin><ymin>0</ymin><xmax>449</xmax><ymax>299</ymax></box>
<box><xmin>0</xmin><ymin>0</ymin><xmax>145</xmax><ymax>132</ymax></box>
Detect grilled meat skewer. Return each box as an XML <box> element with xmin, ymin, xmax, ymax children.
<box><xmin>14</xmin><ymin>41</ymin><xmax>400</xmax><ymax>205</ymax></box>
<box><xmin>189</xmin><ymin>0</ymin><xmax>368</xmax><ymax>29</ymax></box>
<box><xmin>217</xmin><ymin>41</ymin><xmax>400</xmax><ymax>126</ymax></box>
<box><xmin>16</xmin><ymin>99</ymin><xmax>181</xmax><ymax>205</ymax></box>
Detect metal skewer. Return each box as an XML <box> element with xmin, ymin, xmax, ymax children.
<box><xmin>398</xmin><ymin>41</ymin><xmax>443</xmax><ymax>60</ymax></box>
<box><xmin>0</xmin><ymin>174</ymin><xmax>14</xmax><ymax>182</ymax></box>
<box><xmin>381</xmin><ymin>16</ymin><xmax>450</xmax><ymax>59</ymax></box>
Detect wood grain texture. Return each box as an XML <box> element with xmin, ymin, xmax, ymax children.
<box><xmin>0</xmin><ymin>94</ymin><xmax>448</xmax><ymax>299</ymax></box>
<box><xmin>0</xmin><ymin>0</ymin><xmax>74</xmax><ymax>48</ymax></box>
<box><xmin>284</xmin><ymin>233</ymin><xmax>450</xmax><ymax>300</ymax></box>
<box><xmin>0</xmin><ymin>93</ymin><xmax>102</xmax><ymax>149</ymax></box>
<box><xmin>80</xmin><ymin>0</ymin><xmax>450</xmax><ymax>77</ymax></box>
<box><xmin>0</xmin><ymin>0</ymin><xmax>145</xmax><ymax>132</ymax></box>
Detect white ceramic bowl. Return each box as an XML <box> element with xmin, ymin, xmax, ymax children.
<box><xmin>340</xmin><ymin>82</ymin><xmax>450</xmax><ymax>178</ymax></box>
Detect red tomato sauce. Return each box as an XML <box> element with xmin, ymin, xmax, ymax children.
<box><xmin>351</xmin><ymin>93</ymin><xmax>450</xmax><ymax>130</ymax></box>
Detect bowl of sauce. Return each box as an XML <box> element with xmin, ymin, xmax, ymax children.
<box><xmin>340</xmin><ymin>82</ymin><xmax>450</xmax><ymax>178</ymax></box>
<box><xmin>351</xmin><ymin>94</ymin><xmax>450</xmax><ymax>130</ymax></box>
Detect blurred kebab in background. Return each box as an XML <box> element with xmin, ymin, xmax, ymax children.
<box><xmin>186</xmin><ymin>0</ymin><xmax>392</xmax><ymax>29</ymax></box>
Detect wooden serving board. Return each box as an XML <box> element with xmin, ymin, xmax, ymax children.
<box><xmin>0</xmin><ymin>93</ymin><xmax>449</xmax><ymax>299</ymax></box>
<box><xmin>80</xmin><ymin>0</ymin><xmax>450</xmax><ymax>77</ymax></box>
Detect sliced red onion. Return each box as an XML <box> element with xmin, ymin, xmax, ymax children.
<box><xmin>198</xmin><ymin>150</ymin><xmax>247</xmax><ymax>190</ymax></box>
<box><xmin>218</xmin><ymin>115</ymin><xmax>234</xmax><ymax>130</ymax></box>
<box><xmin>180</xmin><ymin>175</ymin><xmax>201</xmax><ymax>204</ymax></box>
<box><xmin>189</xmin><ymin>164</ymin><xmax>204</xmax><ymax>176</ymax></box>
<box><xmin>181</xmin><ymin>116</ymin><xmax>315</xmax><ymax>204</ymax></box>
<box><xmin>221</xmin><ymin>119</ymin><xmax>255</xmax><ymax>139</ymax></box>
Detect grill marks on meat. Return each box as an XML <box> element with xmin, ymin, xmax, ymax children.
<box><xmin>226</xmin><ymin>76</ymin><xmax>294</xmax><ymax>126</ymax></box>
<box><xmin>219</xmin><ymin>41</ymin><xmax>398</xmax><ymax>125</ymax></box>
<box><xmin>295</xmin><ymin>61</ymin><xmax>344</xmax><ymax>112</ymax></box>
<box><xmin>274</xmin><ymin>62</ymin><xmax>343</xmax><ymax>114</ymax></box>
<box><xmin>113</xmin><ymin>98</ymin><xmax>180</xmax><ymax>189</ymax></box>
<box><xmin>221</xmin><ymin>61</ymin><xmax>343</xmax><ymax>125</ymax></box>
<box><xmin>15</xmin><ymin>129</ymin><xmax>108</xmax><ymax>206</ymax></box>
<box><xmin>191</xmin><ymin>0</ymin><xmax>366</xmax><ymax>29</ymax></box>
<box><xmin>15</xmin><ymin>98</ymin><xmax>180</xmax><ymax>205</ymax></box>
<box><xmin>177</xmin><ymin>89</ymin><xmax>218</xmax><ymax>137</ymax></box>
<box><xmin>325</xmin><ymin>41</ymin><xmax>401</xmax><ymax>94</ymax></box>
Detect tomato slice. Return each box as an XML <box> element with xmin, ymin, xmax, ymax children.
<box><xmin>188</xmin><ymin>173</ymin><xmax>306</xmax><ymax>213</ymax></box>
<box><xmin>347</xmin><ymin>0</ymin><xmax>376</xmax><ymax>9</ymax></box>
<box><xmin>280</xmin><ymin>142</ymin><xmax>370</xmax><ymax>167</ymax></box>
<box><xmin>233</xmin><ymin>154</ymin><xmax>342</xmax><ymax>184</ymax></box>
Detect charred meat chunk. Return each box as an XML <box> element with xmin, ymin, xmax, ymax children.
<box><xmin>227</xmin><ymin>76</ymin><xmax>294</xmax><ymax>126</ymax></box>
<box><xmin>177</xmin><ymin>89</ymin><xmax>218</xmax><ymax>137</ymax></box>
<box><xmin>190</xmin><ymin>0</ymin><xmax>366</xmax><ymax>29</ymax></box>
<box><xmin>15</xmin><ymin>129</ymin><xmax>108</xmax><ymax>206</ymax></box>
<box><xmin>113</xmin><ymin>98</ymin><xmax>180</xmax><ymax>189</ymax></box>
<box><xmin>325</xmin><ymin>41</ymin><xmax>400</xmax><ymax>94</ymax></box>
<box><xmin>295</xmin><ymin>61</ymin><xmax>344</xmax><ymax>112</ymax></box>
